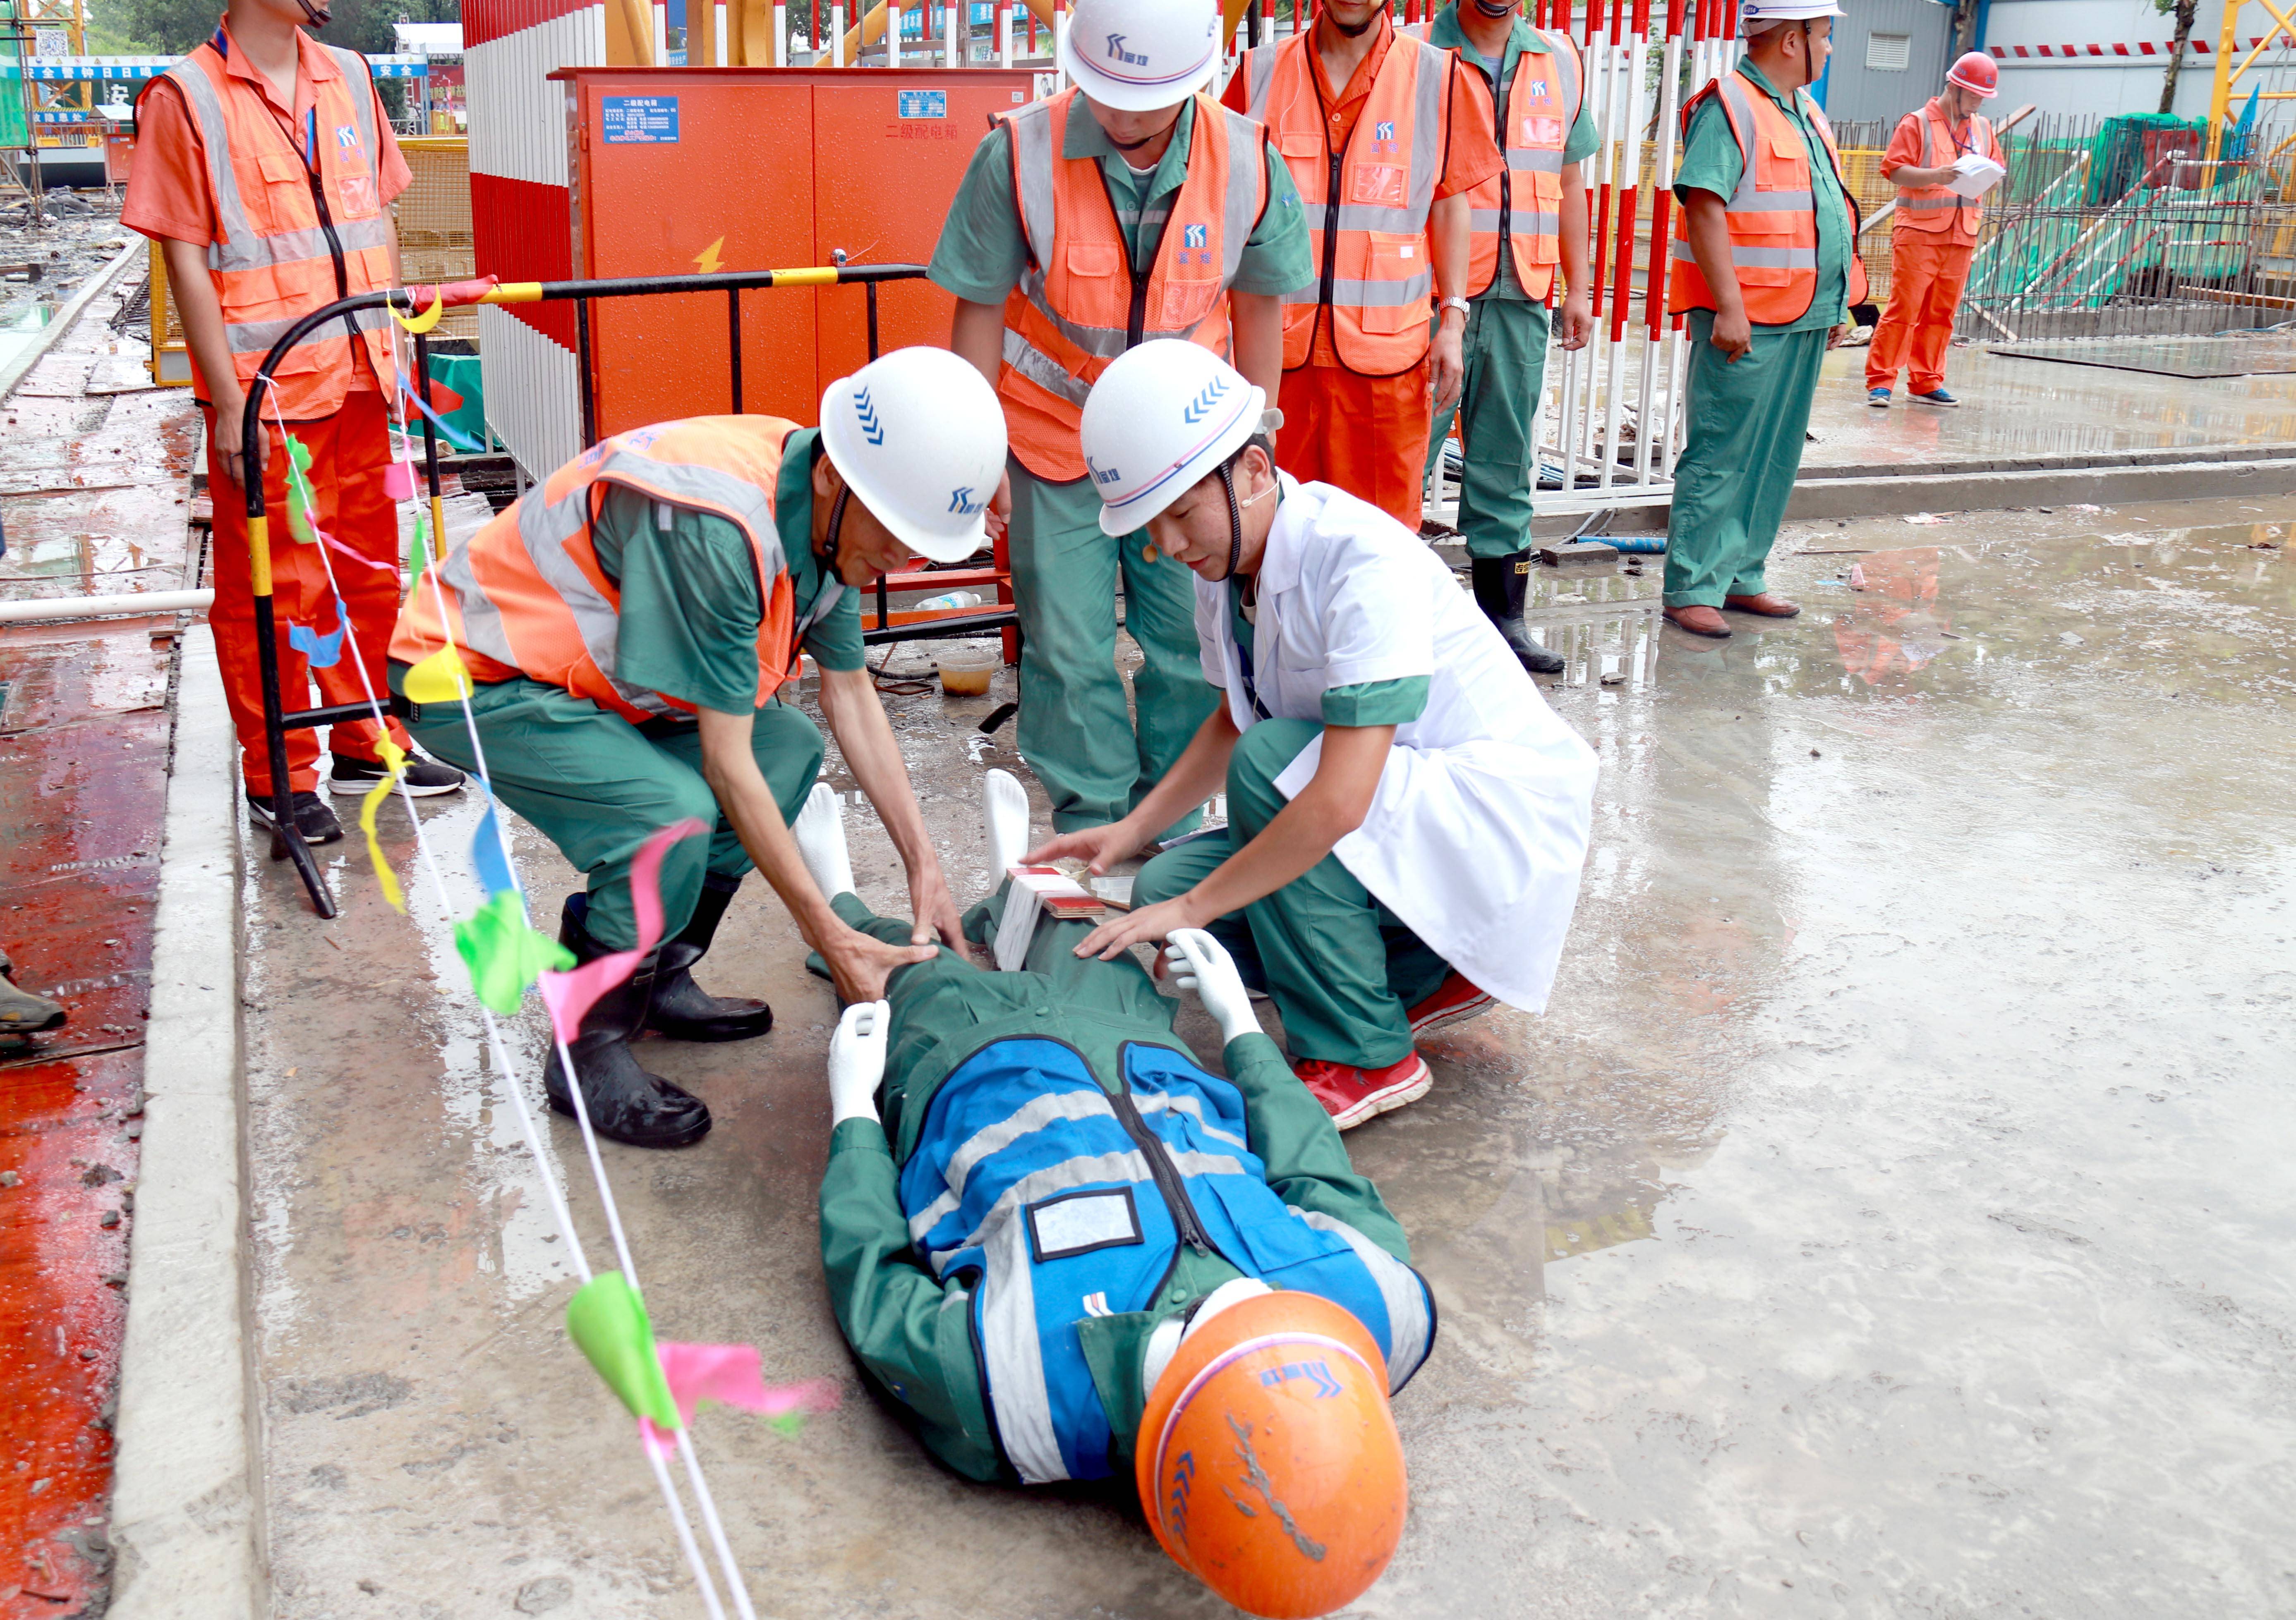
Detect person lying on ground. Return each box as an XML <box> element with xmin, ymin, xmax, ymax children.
<box><xmin>795</xmin><ymin>772</ymin><xmax>1432</xmax><ymax>1616</ymax></box>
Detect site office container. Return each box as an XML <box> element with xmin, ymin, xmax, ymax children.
<box><xmin>550</xmin><ymin>65</ymin><xmax>1038</xmax><ymax>437</ymax></box>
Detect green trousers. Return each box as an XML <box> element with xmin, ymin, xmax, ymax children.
<box><xmin>1133</xmin><ymin>718</ymin><xmax>1450</xmax><ymax>1070</ymax></box>
<box><xmin>1423</xmin><ymin>296</ymin><xmax>1554</xmax><ymax>562</ymax></box>
<box><xmin>1664</xmin><ymin>312</ymin><xmax>1829</xmax><ymax>608</ymax></box>
<box><xmin>1007</xmin><ymin>458</ymin><xmax>1216</xmax><ymax>835</ymax></box>
<box><xmin>395</xmin><ymin>671</ymin><xmax>822</xmax><ymax>952</ymax></box>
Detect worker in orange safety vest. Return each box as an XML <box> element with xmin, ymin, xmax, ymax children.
<box><xmin>1865</xmin><ymin>50</ymin><xmax>2000</xmax><ymax>409</ymax></box>
<box><xmin>935</xmin><ymin>0</ymin><xmax>1311</xmax><ymax>842</ymax></box>
<box><xmin>1228</xmin><ymin>0</ymin><xmax>1504</xmax><ymax>529</ymax></box>
<box><xmin>1661</xmin><ymin>0</ymin><xmax>1867</xmax><ymax>641</ymax></box>
<box><xmin>388</xmin><ymin>350</ymin><xmax>1010</xmax><ymax>1151</ymax></box>
<box><xmin>124</xmin><ymin>0</ymin><xmax>467</xmax><ymax>846</ymax></box>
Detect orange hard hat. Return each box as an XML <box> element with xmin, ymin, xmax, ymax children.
<box><xmin>1947</xmin><ymin>50</ymin><xmax>1999</xmax><ymax>97</ymax></box>
<box><xmin>1135</xmin><ymin>1291</ymin><xmax>1407</xmax><ymax>1620</ymax></box>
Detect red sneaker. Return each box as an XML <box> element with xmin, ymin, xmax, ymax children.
<box><xmin>1294</xmin><ymin>1054</ymin><xmax>1433</xmax><ymax>1131</ymax></box>
<box><xmin>1405</xmin><ymin>972</ymin><xmax>1495</xmax><ymax>1037</ymax></box>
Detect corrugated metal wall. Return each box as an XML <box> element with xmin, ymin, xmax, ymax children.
<box><xmin>1822</xmin><ymin>0</ymin><xmax>1955</xmax><ymax>128</ymax></box>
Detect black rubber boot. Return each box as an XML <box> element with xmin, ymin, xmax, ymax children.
<box><xmin>0</xmin><ymin>950</ymin><xmax>67</xmax><ymax>1041</ymax></box>
<box><xmin>541</xmin><ymin>897</ymin><xmax>712</xmax><ymax>1149</ymax></box>
<box><xmin>645</xmin><ymin>878</ymin><xmax>774</xmax><ymax>1042</ymax></box>
<box><xmin>1470</xmin><ymin>552</ymin><xmax>1566</xmax><ymax>675</ymax></box>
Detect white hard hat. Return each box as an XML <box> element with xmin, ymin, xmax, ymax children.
<box><xmin>1739</xmin><ymin>0</ymin><xmax>1844</xmax><ymax>29</ymax></box>
<box><xmin>1078</xmin><ymin>340</ymin><xmax>1265</xmax><ymax>537</ymax></box>
<box><xmin>1058</xmin><ymin>0</ymin><xmax>1222</xmax><ymax>113</ymax></box>
<box><xmin>818</xmin><ymin>347</ymin><xmax>1006</xmax><ymax>565</ymax></box>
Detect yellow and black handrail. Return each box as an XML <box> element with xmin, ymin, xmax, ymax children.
<box><xmin>241</xmin><ymin>264</ymin><xmax>1017</xmax><ymax>917</ymax></box>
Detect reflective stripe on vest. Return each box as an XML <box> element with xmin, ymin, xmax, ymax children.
<box><xmin>388</xmin><ymin>417</ymin><xmax>801</xmax><ymax>724</ymax></box>
<box><xmin>1666</xmin><ymin>68</ymin><xmax>1869</xmax><ymax>325</ymax></box>
<box><xmin>900</xmin><ymin>1039</ymin><xmax>1435</xmax><ymax>1484</ymax></box>
<box><xmin>1896</xmin><ymin>102</ymin><xmax>1994</xmax><ymax>236</ymax></box>
<box><xmin>1450</xmin><ymin>27</ymin><xmax>1581</xmax><ymax>299</ymax></box>
<box><xmin>994</xmin><ymin>89</ymin><xmax>1268</xmax><ymax>482</ymax></box>
<box><xmin>153</xmin><ymin>40</ymin><xmax>395</xmax><ymax>417</ymax></box>
<box><xmin>1244</xmin><ymin>28</ymin><xmax>1452</xmax><ymax>374</ymax></box>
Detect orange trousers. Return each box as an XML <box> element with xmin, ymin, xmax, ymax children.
<box><xmin>1275</xmin><ymin>359</ymin><xmax>1433</xmax><ymax>529</ymax></box>
<box><xmin>203</xmin><ymin>389</ymin><xmax>412</xmax><ymax>796</ymax></box>
<box><xmin>1867</xmin><ymin>234</ymin><xmax>1975</xmax><ymax>395</ymax></box>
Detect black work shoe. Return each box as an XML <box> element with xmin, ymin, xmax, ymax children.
<box><xmin>248</xmin><ymin>790</ymin><xmax>344</xmax><ymax>845</ymax></box>
<box><xmin>542</xmin><ymin>896</ymin><xmax>712</xmax><ymax>1149</ymax></box>
<box><xmin>327</xmin><ymin>752</ymin><xmax>467</xmax><ymax>798</ymax></box>
<box><xmin>644</xmin><ymin>881</ymin><xmax>773</xmax><ymax>1043</ymax></box>
<box><xmin>0</xmin><ymin>950</ymin><xmax>67</xmax><ymax>1041</ymax></box>
<box><xmin>1469</xmin><ymin>553</ymin><xmax>1567</xmax><ymax>675</ymax></box>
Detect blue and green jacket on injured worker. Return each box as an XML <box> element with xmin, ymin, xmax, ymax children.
<box><xmin>817</xmin><ymin>884</ymin><xmax>1435</xmax><ymax>1485</ymax></box>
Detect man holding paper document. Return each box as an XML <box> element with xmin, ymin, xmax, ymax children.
<box><xmin>1867</xmin><ymin>51</ymin><xmax>2003</xmax><ymax>409</ymax></box>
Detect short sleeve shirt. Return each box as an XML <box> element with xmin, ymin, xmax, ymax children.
<box><xmin>929</xmin><ymin>97</ymin><xmax>1316</xmax><ymax>306</ymax></box>
<box><xmin>586</xmin><ymin>427</ymin><xmax>863</xmax><ymax>715</ymax></box>
<box><xmin>1670</xmin><ymin>60</ymin><xmax>1852</xmax><ymax>332</ymax></box>
<box><xmin>122</xmin><ymin>28</ymin><xmax>410</xmax><ymax>393</ymax></box>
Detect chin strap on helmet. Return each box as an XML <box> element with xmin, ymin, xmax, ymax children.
<box><xmin>297</xmin><ymin>0</ymin><xmax>333</xmax><ymax>24</ymax></box>
<box><xmin>1216</xmin><ymin>462</ymin><xmax>1244</xmax><ymax>584</ymax></box>
<box><xmin>822</xmin><ymin>486</ymin><xmax>852</xmax><ymax>581</ymax></box>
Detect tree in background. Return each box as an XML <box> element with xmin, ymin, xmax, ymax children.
<box><xmin>105</xmin><ymin>0</ymin><xmax>452</xmax><ymax>60</ymax></box>
<box><xmin>2155</xmin><ymin>0</ymin><xmax>2200</xmax><ymax>115</ymax></box>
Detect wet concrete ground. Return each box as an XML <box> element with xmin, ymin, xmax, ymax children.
<box><xmin>236</xmin><ymin>493</ymin><xmax>2295</xmax><ymax>1618</ymax></box>
<box><xmin>0</xmin><ymin>260</ymin><xmax>200</xmax><ymax>1617</ymax></box>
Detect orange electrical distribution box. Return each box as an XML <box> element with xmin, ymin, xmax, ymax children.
<box><xmin>556</xmin><ymin>66</ymin><xmax>1038</xmax><ymax>440</ymax></box>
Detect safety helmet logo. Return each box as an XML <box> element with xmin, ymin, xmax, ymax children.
<box><xmin>1087</xmin><ymin>457</ymin><xmax>1122</xmax><ymax>486</ymax></box>
<box><xmin>1105</xmin><ymin>31</ymin><xmax>1148</xmax><ymax>65</ymax></box>
<box><xmin>947</xmin><ymin>486</ymin><xmax>983</xmax><ymax>515</ymax></box>
<box><xmin>852</xmin><ymin>385</ymin><xmax>885</xmax><ymax>447</ymax></box>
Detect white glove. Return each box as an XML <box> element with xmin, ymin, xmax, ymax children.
<box><xmin>1162</xmin><ymin>930</ymin><xmax>1259</xmax><ymax>1047</ymax></box>
<box><xmin>828</xmin><ymin>999</ymin><xmax>890</xmax><ymax>1126</ymax></box>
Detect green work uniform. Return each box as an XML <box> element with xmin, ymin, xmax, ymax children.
<box><xmin>817</xmin><ymin>886</ymin><xmax>1412</xmax><ymax>1482</ymax></box>
<box><xmin>930</xmin><ymin>101</ymin><xmax>1315</xmax><ymax>834</ymax></box>
<box><xmin>1132</xmin><ymin>584</ymin><xmax>1445</xmax><ymax>1070</ymax></box>
<box><xmin>394</xmin><ymin>429</ymin><xmax>862</xmax><ymax>951</ymax></box>
<box><xmin>1663</xmin><ymin>61</ymin><xmax>1853</xmax><ymax>609</ymax></box>
<box><xmin>1420</xmin><ymin>6</ymin><xmax>1601</xmax><ymax>561</ymax></box>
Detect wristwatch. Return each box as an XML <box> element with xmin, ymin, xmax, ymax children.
<box><xmin>1440</xmin><ymin>296</ymin><xmax>1472</xmax><ymax>318</ymax></box>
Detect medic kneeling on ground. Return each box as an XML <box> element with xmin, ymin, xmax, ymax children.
<box><xmin>797</xmin><ymin>774</ymin><xmax>1429</xmax><ymax>1619</ymax></box>
<box><xmin>389</xmin><ymin>348</ymin><xmax>1007</xmax><ymax>1149</ymax></box>
<box><xmin>1030</xmin><ymin>341</ymin><xmax>1599</xmax><ymax>1130</ymax></box>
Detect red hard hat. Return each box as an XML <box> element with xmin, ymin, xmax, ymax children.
<box><xmin>1947</xmin><ymin>50</ymin><xmax>1999</xmax><ymax>96</ymax></box>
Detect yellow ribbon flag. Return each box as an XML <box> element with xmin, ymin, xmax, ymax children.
<box><xmin>359</xmin><ymin>737</ymin><xmax>409</xmax><ymax>914</ymax></box>
<box><xmin>403</xmin><ymin>644</ymin><xmax>472</xmax><ymax>704</ymax></box>
<box><xmin>394</xmin><ymin>288</ymin><xmax>446</xmax><ymax>335</ymax></box>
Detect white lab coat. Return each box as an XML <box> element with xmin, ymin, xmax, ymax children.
<box><xmin>1196</xmin><ymin>479</ymin><xmax>1598</xmax><ymax>1012</ymax></box>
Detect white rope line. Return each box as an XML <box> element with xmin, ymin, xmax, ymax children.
<box><xmin>259</xmin><ymin>379</ymin><xmax>752</xmax><ymax>1617</ymax></box>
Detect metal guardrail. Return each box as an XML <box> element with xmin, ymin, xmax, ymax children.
<box><xmin>241</xmin><ymin>263</ymin><xmax>1018</xmax><ymax>917</ymax></box>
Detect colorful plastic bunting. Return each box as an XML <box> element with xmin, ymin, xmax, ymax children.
<box><xmin>565</xmin><ymin>1271</ymin><xmax>680</xmax><ymax>1429</ymax></box>
<box><xmin>454</xmin><ymin>890</ymin><xmax>573</xmax><ymax>1014</ymax></box>
<box><xmin>402</xmin><ymin>644</ymin><xmax>472</xmax><ymax>704</ymax></box>
<box><xmin>287</xmin><ymin>596</ymin><xmax>348</xmax><ymax>670</ymax></box>
<box><xmin>471</xmin><ymin>795</ymin><xmax>518</xmax><ymax>900</ymax></box>
<box><xmin>393</xmin><ymin>287</ymin><xmax>446</xmax><ymax>335</ymax></box>
<box><xmin>639</xmin><ymin>1345</ymin><xmax>840</xmax><ymax>1455</ymax></box>
<box><xmin>537</xmin><ymin>818</ymin><xmax>707</xmax><ymax>1043</ymax></box>
<box><xmin>394</xmin><ymin>371</ymin><xmax>485</xmax><ymax>452</ymax></box>
<box><xmin>357</xmin><ymin>737</ymin><xmax>409</xmax><ymax>913</ymax></box>
<box><xmin>284</xmin><ymin>433</ymin><xmax>319</xmax><ymax>544</ymax></box>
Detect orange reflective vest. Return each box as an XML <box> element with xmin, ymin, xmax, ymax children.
<box><xmin>1894</xmin><ymin>98</ymin><xmax>1995</xmax><ymax>242</ymax></box>
<box><xmin>149</xmin><ymin>30</ymin><xmax>395</xmax><ymax>418</ymax></box>
<box><xmin>391</xmin><ymin>418</ymin><xmax>803</xmax><ymax>724</ymax></box>
<box><xmin>995</xmin><ymin>89</ymin><xmax>1270</xmax><ymax>483</ymax></box>
<box><xmin>1240</xmin><ymin>27</ymin><xmax>1455</xmax><ymax>374</ymax></box>
<box><xmin>1416</xmin><ymin>25</ymin><xmax>1580</xmax><ymax>299</ymax></box>
<box><xmin>1668</xmin><ymin>67</ymin><xmax>1869</xmax><ymax>325</ymax></box>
